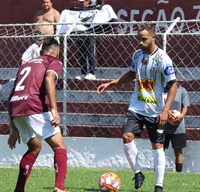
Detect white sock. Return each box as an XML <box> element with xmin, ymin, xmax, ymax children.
<box><xmin>153</xmin><ymin>148</ymin><xmax>165</xmax><ymax>187</ymax></box>
<box><xmin>124</xmin><ymin>140</ymin><xmax>140</xmax><ymax>173</ymax></box>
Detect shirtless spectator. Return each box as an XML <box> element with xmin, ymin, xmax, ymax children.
<box><xmin>33</xmin><ymin>0</ymin><xmax>60</xmax><ymax>35</ymax></box>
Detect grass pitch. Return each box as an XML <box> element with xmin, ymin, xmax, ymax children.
<box><xmin>0</xmin><ymin>167</ymin><xmax>200</xmax><ymax>192</ymax></box>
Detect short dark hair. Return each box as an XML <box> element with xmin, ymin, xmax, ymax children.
<box><xmin>41</xmin><ymin>37</ymin><xmax>60</xmax><ymax>53</ymax></box>
<box><xmin>138</xmin><ymin>22</ymin><xmax>155</xmax><ymax>34</ymax></box>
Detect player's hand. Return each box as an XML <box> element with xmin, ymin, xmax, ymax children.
<box><xmin>157</xmin><ymin>109</ymin><xmax>168</xmax><ymax>128</ymax></box>
<box><xmin>97</xmin><ymin>83</ymin><xmax>110</xmax><ymax>94</ymax></box>
<box><xmin>8</xmin><ymin>121</ymin><xmax>20</xmax><ymax>150</ymax></box>
<box><xmin>51</xmin><ymin>108</ymin><xmax>60</xmax><ymax>127</ymax></box>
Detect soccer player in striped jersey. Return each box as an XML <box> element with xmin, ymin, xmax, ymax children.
<box><xmin>97</xmin><ymin>22</ymin><xmax>177</xmax><ymax>192</ymax></box>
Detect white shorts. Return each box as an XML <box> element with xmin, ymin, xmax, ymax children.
<box><xmin>13</xmin><ymin>112</ymin><xmax>61</xmax><ymax>144</ymax></box>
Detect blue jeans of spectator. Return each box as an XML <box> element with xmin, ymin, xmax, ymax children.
<box><xmin>77</xmin><ymin>36</ymin><xmax>96</xmax><ymax>75</ymax></box>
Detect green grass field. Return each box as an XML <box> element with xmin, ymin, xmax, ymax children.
<box><xmin>0</xmin><ymin>167</ymin><xmax>200</xmax><ymax>192</ymax></box>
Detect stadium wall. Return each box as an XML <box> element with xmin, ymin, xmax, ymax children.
<box><xmin>1</xmin><ymin>135</ymin><xmax>200</xmax><ymax>173</ymax></box>
<box><xmin>0</xmin><ymin>0</ymin><xmax>199</xmax><ymax>24</ymax></box>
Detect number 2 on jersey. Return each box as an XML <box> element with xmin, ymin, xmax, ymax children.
<box><xmin>15</xmin><ymin>67</ymin><xmax>31</xmax><ymax>91</ymax></box>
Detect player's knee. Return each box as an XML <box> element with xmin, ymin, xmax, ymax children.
<box><xmin>49</xmin><ymin>139</ymin><xmax>66</xmax><ymax>151</ymax></box>
<box><xmin>28</xmin><ymin>146</ymin><xmax>42</xmax><ymax>156</ymax></box>
<box><xmin>152</xmin><ymin>143</ymin><xmax>163</xmax><ymax>150</ymax></box>
<box><xmin>52</xmin><ymin>145</ymin><xmax>66</xmax><ymax>152</ymax></box>
<box><xmin>27</xmin><ymin>138</ymin><xmax>42</xmax><ymax>155</ymax></box>
<box><xmin>122</xmin><ymin>132</ymin><xmax>134</xmax><ymax>144</ymax></box>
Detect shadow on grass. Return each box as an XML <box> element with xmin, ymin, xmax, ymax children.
<box><xmin>66</xmin><ymin>188</ymin><xmax>99</xmax><ymax>191</ymax></box>
<box><xmin>43</xmin><ymin>187</ymin><xmax>100</xmax><ymax>191</ymax></box>
<box><xmin>64</xmin><ymin>187</ymin><xmax>135</xmax><ymax>191</ymax></box>
<box><xmin>43</xmin><ymin>187</ymin><xmax>54</xmax><ymax>190</ymax></box>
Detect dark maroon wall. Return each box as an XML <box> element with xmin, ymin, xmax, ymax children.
<box><xmin>0</xmin><ymin>0</ymin><xmax>199</xmax><ymax>24</ymax></box>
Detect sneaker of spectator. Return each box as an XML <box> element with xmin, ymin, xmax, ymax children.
<box><xmin>84</xmin><ymin>73</ymin><xmax>96</xmax><ymax>80</ymax></box>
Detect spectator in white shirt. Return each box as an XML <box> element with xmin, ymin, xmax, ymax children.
<box><xmin>21</xmin><ymin>36</ymin><xmax>44</xmax><ymax>65</ymax></box>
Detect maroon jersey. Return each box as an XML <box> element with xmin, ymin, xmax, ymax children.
<box><xmin>9</xmin><ymin>55</ymin><xmax>62</xmax><ymax>117</ymax></box>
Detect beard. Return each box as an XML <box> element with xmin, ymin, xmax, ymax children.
<box><xmin>140</xmin><ymin>41</ymin><xmax>152</xmax><ymax>52</ymax></box>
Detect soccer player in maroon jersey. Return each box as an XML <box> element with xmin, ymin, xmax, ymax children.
<box><xmin>8</xmin><ymin>38</ymin><xmax>69</xmax><ymax>192</ymax></box>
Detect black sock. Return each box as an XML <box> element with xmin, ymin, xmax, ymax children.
<box><xmin>176</xmin><ymin>163</ymin><xmax>183</xmax><ymax>172</ymax></box>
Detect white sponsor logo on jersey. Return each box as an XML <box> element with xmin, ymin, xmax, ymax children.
<box><xmin>10</xmin><ymin>95</ymin><xmax>29</xmax><ymax>102</ymax></box>
<box><xmin>28</xmin><ymin>58</ymin><xmax>43</xmax><ymax>64</ymax></box>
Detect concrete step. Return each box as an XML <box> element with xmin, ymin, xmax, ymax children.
<box><xmin>0</xmin><ymin>100</ymin><xmax>199</xmax><ymax>115</ymax></box>
<box><xmin>56</xmin><ymin>90</ymin><xmax>200</xmax><ymax>104</ymax></box>
<box><xmin>0</xmin><ymin>67</ymin><xmax>200</xmax><ymax>80</ymax></box>
<box><xmin>1</xmin><ymin>89</ymin><xmax>198</xmax><ymax>103</ymax></box>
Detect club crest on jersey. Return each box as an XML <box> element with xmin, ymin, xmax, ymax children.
<box><xmin>164</xmin><ymin>66</ymin><xmax>174</xmax><ymax>76</ymax></box>
<box><xmin>79</xmin><ymin>11</ymin><xmax>98</xmax><ymax>26</ymax></box>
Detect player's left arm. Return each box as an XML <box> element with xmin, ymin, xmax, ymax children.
<box><xmin>157</xmin><ymin>56</ymin><xmax>178</xmax><ymax>126</ymax></box>
<box><xmin>164</xmin><ymin>80</ymin><xmax>177</xmax><ymax>111</ymax></box>
<box><xmin>159</xmin><ymin>80</ymin><xmax>177</xmax><ymax>127</ymax></box>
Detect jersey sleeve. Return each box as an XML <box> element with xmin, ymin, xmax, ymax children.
<box><xmin>182</xmin><ymin>87</ymin><xmax>190</xmax><ymax>107</ymax></box>
<box><xmin>160</xmin><ymin>53</ymin><xmax>176</xmax><ymax>83</ymax></box>
<box><xmin>46</xmin><ymin>59</ymin><xmax>63</xmax><ymax>80</ymax></box>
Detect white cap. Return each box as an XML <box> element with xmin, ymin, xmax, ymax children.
<box><xmin>78</xmin><ymin>0</ymin><xmax>84</xmax><ymax>2</ymax></box>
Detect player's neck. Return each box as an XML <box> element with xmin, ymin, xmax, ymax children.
<box><xmin>144</xmin><ymin>45</ymin><xmax>158</xmax><ymax>55</ymax></box>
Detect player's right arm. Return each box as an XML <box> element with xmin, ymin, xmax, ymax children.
<box><xmin>44</xmin><ymin>71</ymin><xmax>60</xmax><ymax>127</ymax></box>
<box><xmin>97</xmin><ymin>70</ymin><xmax>135</xmax><ymax>94</ymax></box>
<box><xmin>7</xmin><ymin>88</ymin><xmax>20</xmax><ymax>149</ymax></box>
